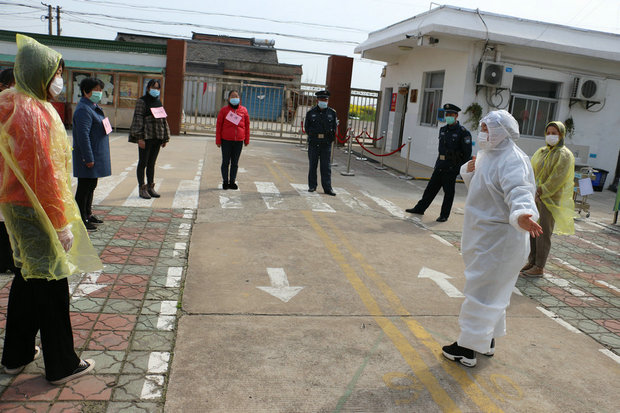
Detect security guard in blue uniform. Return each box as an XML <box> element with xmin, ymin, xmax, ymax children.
<box><xmin>305</xmin><ymin>90</ymin><xmax>337</xmax><ymax>196</ymax></box>
<box><xmin>406</xmin><ymin>103</ymin><xmax>472</xmax><ymax>222</ymax></box>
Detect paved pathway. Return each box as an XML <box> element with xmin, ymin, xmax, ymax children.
<box><xmin>0</xmin><ymin>206</ymin><xmax>192</xmax><ymax>412</ymax></box>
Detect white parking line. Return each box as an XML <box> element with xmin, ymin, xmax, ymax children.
<box><xmin>141</xmin><ymin>374</ymin><xmax>165</xmax><ymax>399</ymax></box>
<box><xmin>599</xmin><ymin>349</ymin><xmax>620</xmax><ymax>365</ymax></box>
<box><xmin>255</xmin><ymin>181</ymin><xmax>285</xmax><ymax>210</ymax></box>
<box><xmin>594</xmin><ymin>280</ymin><xmax>620</xmax><ymax>294</ymax></box>
<box><xmin>123</xmin><ymin>181</ymin><xmax>163</xmax><ymax>207</ymax></box>
<box><xmin>570</xmin><ymin>235</ymin><xmax>619</xmax><ymax>256</ymax></box>
<box><xmin>166</xmin><ymin>267</ymin><xmax>183</xmax><ymax>287</ymax></box>
<box><xmin>172</xmin><ymin>180</ymin><xmax>200</xmax><ymax>209</ymax></box>
<box><xmin>552</xmin><ymin>257</ymin><xmax>584</xmax><ymax>272</ymax></box>
<box><xmin>333</xmin><ymin>187</ymin><xmax>371</xmax><ymax>211</ymax></box>
<box><xmin>430</xmin><ymin>233</ymin><xmax>453</xmax><ymax>247</ymax></box>
<box><xmin>291</xmin><ymin>183</ymin><xmax>335</xmax><ymax>213</ymax></box>
<box><xmin>94</xmin><ymin>171</ymin><xmax>128</xmax><ymax>205</ymax></box>
<box><xmin>537</xmin><ymin>307</ymin><xmax>582</xmax><ymax>334</ymax></box>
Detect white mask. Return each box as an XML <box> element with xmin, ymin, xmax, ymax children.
<box><xmin>477</xmin><ymin>131</ymin><xmax>491</xmax><ymax>150</ymax></box>
<box><xmin>545</xmin><ymin>134</ymin><xmax>560</xmax><ymax>146</ymax></box>
<box><xmin>48</xmin><ymin>76</ymin><xmax>63</xmax><ymax>98</ymax></box>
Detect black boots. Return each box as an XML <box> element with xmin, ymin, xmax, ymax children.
<box><xmin>147</xmin><ymin>183</ymin><xmax>161</xmax><ymax>198</ymax></box>
<box><xmin>139</xmin><ymin>183</ymin><xmax>160</xmax><ymax>199</ymax></box>
<box><xmin>139</xmin><ymin>184</ymin><xmax>151</xmax><ymax>199</ymax></box>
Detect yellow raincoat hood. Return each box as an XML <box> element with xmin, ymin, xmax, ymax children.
<box><xmin>530</xmin><ymin>121</ymin><xmax>575</xmax><ymax>235</ymax></box>
<box><xmin>0</xmin><ymin>34</ymin><xmax>101</xmax><ymax>279</ymax></box>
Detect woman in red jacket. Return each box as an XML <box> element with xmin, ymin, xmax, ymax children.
<box><xmin>216</xmin><ymin>90</ymin><xmax>250</xmax><ymax>190</ymax></box>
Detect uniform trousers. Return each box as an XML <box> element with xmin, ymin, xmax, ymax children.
<box><xmin>1</xmin><ymin>269</ymin><xmax>80</xmax><ymax>381</ymax></box>
<box><xmin>412</xmin><ymin>167</ymin><xmax>459</xmax><ymax>218</ymax></box>
<box><xmin>74</xmin><ymin>177</ymin><xmax>98</xmax><ymax>223</ymax></box>
<box><xmin>220</xmin><ymin>140</ymin><xmax>244</xmax><ymax>184</ymax></box>
<box><xmin>528</xmin><ymin>199</ymin><xmax>555</xmax><ymax>268</ymax></box>
<box><xmin>308</xmin><ymin>142</ymin><xmax>332</xmax><ymax>191</ymax></box>
<box><xmin>137</xmin><ymin>139</ymin><xmax>162</xmax><ymax>186</ymax></box>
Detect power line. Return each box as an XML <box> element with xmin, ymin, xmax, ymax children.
<box><xmin>72</xmin><ymin>0</ymin><xmax>366</xmax><ymax>33</ymax></box>
<box><xmin>59</xmin><ymin>9</ymin><xmax>361</xmax><ymax>45</ymax></box>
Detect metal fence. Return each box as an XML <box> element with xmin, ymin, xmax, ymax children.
<box><xmin>181</xmin><ymin>73</ymin><xmax>380</xmax><ymax>144</ymax></box>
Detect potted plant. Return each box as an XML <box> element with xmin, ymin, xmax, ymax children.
<box><xmin>463</xmin><ymin>102</ymin><xmax>483</xmax><ymax>130</ymax></box>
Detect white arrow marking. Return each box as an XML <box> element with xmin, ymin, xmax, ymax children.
<box><xmin>417</xmin><ymin>267</ymin><xmax>464</xmax><ymax>298</ymax></box>
<box><xmin>257</xmin><ymin>268</ymin><xmax>304</xmax><ymax>303</ymax></box>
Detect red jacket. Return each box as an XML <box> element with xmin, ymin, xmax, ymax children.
<box><xmin>216</xmin><ymin>105</ymin><xmax>250</xmax><ymax>145</ymax></box>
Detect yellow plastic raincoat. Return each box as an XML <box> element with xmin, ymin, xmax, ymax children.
<box><xmin>530</xmin><ymin>121</ymin><xmax>575</xmax><ymax>235</ymax></box>
<box><xmin>0</xmin><ymin>34</ymin><xmax>101</xmax><ymax>280</ymax></box>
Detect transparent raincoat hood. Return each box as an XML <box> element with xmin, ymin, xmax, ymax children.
<box><xmin>530</xmin><ymin>121</ymin><xmax>575</xmax><ymax>235</ymax></box>
<box><xmin>0</xmin><ymin>34</ymin><xmax>101</xmax><ymax>279</ymax></box>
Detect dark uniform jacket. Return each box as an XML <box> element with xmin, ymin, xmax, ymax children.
<box><xmin>304</xmin><ymin>105</ymin><xmax>338</xmax><ymax>145</ymax></box>
<box><xmin>72</xmin><ymin>97</ymin><xmax>112</xmax><ymax>179</ymax></box>
<box><xmin>435</xmin><ymin>121</ymin><xmax>472</xmax><ymax>170</ymax></box>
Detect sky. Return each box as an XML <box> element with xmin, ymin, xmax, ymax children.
<box><xmin>1</xmin><ymin>0</ymin><xmax>619</xmax><ymax>89</ymax></box>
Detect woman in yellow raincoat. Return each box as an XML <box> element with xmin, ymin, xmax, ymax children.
<box><xmin>521</xmin><ymin>121</ymin><xmax>575</xmax><ymax>277</ymax></box>
<box><xmin>0</xmin><ymin>35</ymin><xmax>101</xmax><ymax>384</ymax></box>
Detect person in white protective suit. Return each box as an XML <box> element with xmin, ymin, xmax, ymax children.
<box><xmin>442</xmin><ymin>110</ymin><xmax>543</xmax><ymax>367</ymax></box>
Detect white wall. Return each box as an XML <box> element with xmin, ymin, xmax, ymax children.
<box><xmin>378</xmin><ymin>38</ymin><xmax>620</xmax><ymax>176</ymax></box>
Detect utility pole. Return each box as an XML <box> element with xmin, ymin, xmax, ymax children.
<box><xmin>41</xmin><ymin>2</ymin><xmax>52</xmax><ymax>35</ymax></box>
<box><xmin>56</xmin><ymin>6</ymin><xmax>61</xmax><ymax>36</ymax></box>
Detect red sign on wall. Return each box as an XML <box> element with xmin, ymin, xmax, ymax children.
<box><xmin>390</xmin><ymin>93</ymin><xmax>397</xmax><ymax>111</ymax></box>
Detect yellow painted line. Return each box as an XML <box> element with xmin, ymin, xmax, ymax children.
<box><xmin>302</xmin><ymin>211</ymin><xmax>460</xmax><ymax>412</ymax></box>
<box><xmin>273</xmin><ymin>161</ymin><xmax>294</xmax><ymax>182</ymax></box>
<box><xmin>265</xmin><ymin>162</ymin><xmax>282</xmax><ymax>182</ymax></box>
<box><xmin>321</xmin><ymin>215</ymin><xmax>503</xmax><ymax>413</ymax></box>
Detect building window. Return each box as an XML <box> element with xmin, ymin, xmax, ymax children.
<box><xmin>510</xmin><ymin>76</ymin><xmax>560</xmax><ymax>137</ymax></box>
<box><xmin>420</xmin><ymin>71</ymin><xmax>444</xmax><ymax>126</ymax></box>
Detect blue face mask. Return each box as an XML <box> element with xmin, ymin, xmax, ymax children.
<box><xmin>149</xmin><ymin>89</ymin><xmax>160</xmax><ymax>98</ymax></box>
<box><xmin>89</xmin><ymin>91</ymin><xmax>102</xmax><ymax>104</ymax></box>
<box><xmin>445</xmin><ymin>116</ymin><xmax>456</xmax><ymax>125</ymax></box>
<box><xmin>229</xmin><ymin>98</ymin><xmax>240</xmax><ymax>106</ymax></box>
<box><xmin>318</xmin><ymin>101</ymin><xmax>328</xmax><ymax>109</ymax></box>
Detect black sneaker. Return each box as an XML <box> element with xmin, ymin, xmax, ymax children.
<box><xmin>405</xmin><ymin>208</ymin><xmax>423</xmax><ymax>215</ymax></box>
<box><xmin>442</xmin><ymin>342</ymin><xmax>477</xmax><ymax>367</ymax></box>
<box><xmin>308</xmin><ymin>187</ymin><xmax>316</xmax><ymax>192</ymax></box>
<box><xmin>88</xmin><ymin>215</ymin><xmax>103</xmax><ymax>224</ymax></box>
<box><xmin>324</xmin><ymin>189</ymin><xmax>336</xmax><ymax>196</ymax></box>
<box><xmin>229</xmin><ymin>182</ymin><xmax>238</xmax><ymax>190</ymax></box>
<box><xmin>222</xmin><ymin>182</ymin><xmax>229</xmax><ymax>190</ymax></box>
<box><xmin>50</xmin><ymin>359</ymin><xmax>95</xmax><ymax>385</ymax></box>
<box><xmin>436</xmin><ymin>216</ymin><xmax>448</xmax><ymax>222</ymax></box>
<box><xmin>84</xmin><ymin>221</ymin><xmax>97</xmax><ymax>231</ymax></box>
<box><xmin>484</xmin><ymin>338</ymin><xmax>495</xmax><ymax>357</ymax></box>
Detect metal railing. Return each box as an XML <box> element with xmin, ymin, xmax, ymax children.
<box><xmin>181</xmin><ymin>73</ymin><xmax>380</xmax><ymax>143</ymax></box>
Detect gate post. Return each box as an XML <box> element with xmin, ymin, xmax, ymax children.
<box><xmin>164</xmin><ymin>39</ymin><xmax>187</xmax><ymax>135</ymax></box>
<box><xmin>326</xmin><ymin>56</ymin><xmax>353</xmax><ymax>143</ymax></box>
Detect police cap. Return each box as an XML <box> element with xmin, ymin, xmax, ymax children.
<box><xmin>315</xmin><ymin>90</ymin><xmax>330</xmax><ymax>99</ymax></box>
<box><xmin>443</xmin><ymin>103</ymin><xmax>461</xmax><ymax>114</ymax></box>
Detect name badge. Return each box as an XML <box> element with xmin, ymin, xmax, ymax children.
<box><xmin>150</xmin><ymin>107</ymin><xmax>167</xmax><ymax>119</ymax></box>
<box><xmin>102</xmin><ymin>117</ymin><xmax>112</xmax><ymax>134</ymax></box>
<box><xmin>226</xmin><ymin>110</ymin><xmax>242</xmax><ymax>125</ymax></box>
<box><xmin>439</xmin><ymin>155</ymin><xmax>446</xmax><ymax>160</ymax></box>
<box><xmin>318</xmin><ymin>134</ymin><xmax>325</xmax><ymax>139</ymax></box>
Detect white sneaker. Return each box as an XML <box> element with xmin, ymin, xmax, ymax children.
<box><xmin>4</xmin><ymin>346</ymin><xmax>41</xmax><ymax>374</ymax></box>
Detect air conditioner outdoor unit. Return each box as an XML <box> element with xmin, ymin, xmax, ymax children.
<box><xmin>571</xmin><ymin>77</ymin><xmax>606</xmax><ymax>102</ymax></box>
<box><xmin>476</xmin><ymin>62</ymin><xmax>512</xmax><ymax>89</ymax></box>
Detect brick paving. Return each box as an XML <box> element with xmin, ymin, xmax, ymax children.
<box><xmin>0</xmin><ymin>206</ymin><xmax>193</xmax><ymax>412</ymax></box>
<box><xmin>435</xmin><ymin>219</ymin><xmax>620</xmax><ymax>356</ymax></box>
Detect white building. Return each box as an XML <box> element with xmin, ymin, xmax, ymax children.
<box><xmin>355</xmin><ymin>5</ymin><xmax>620</xmax><ymax>180</ymax></box>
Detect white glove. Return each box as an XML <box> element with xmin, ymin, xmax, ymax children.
<box><xmin>57</xmin><ymin>226</ymin><xmax>74</xmax><ymax>252</ymax></box>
